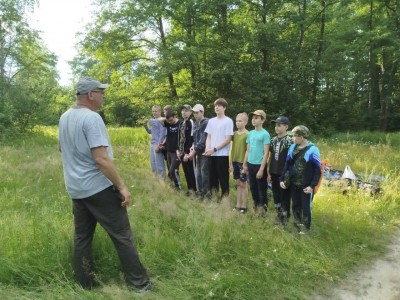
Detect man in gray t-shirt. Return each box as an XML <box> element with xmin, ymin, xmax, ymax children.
<box><xmin>58</xmin><ymin>77</ymin><xmax>152</xmax><ymax>293</ymax></box>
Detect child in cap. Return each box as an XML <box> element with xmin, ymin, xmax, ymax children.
<box><xmin>230</xmin><ymin>113</ymin><xmax>249</xmax><ymax>213</ymax></box>
<box><xmin>242</xmin><ymin>110</ymin><xmax>271</xmax><ymax>216</ymax></box>
<box><xmin>178</xmin><ymin>104</ymin><xmax>197</xmax><ymax>194</ymax></box>
<box><xmin>268</xmin><ymin>116</ymin><xmax>292</xmax><ymax>225</ymax></box>
<box><xmin>187</xmin><ymin>104</ymin><xmax>210</xmax><ymax>199</ymax></box>
<box><xmin>280</xmin><ymin>125</ymin><xmax>321</xmax><ymax>233</ymax></box>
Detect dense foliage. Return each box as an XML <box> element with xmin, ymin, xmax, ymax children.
<box><xmin>0</xmin><ymin>0</ymin><xmax>65</xmax><ymax>133</ymax></box>
<box><xmin>2</xmin><ymin>1</ymin><xmax>400</xmax><ymax>133</ymax></box>
<box><xmin>72</xmin><ymin>0</ymin><xmax>400</xmax><ymax>133</ymax></box>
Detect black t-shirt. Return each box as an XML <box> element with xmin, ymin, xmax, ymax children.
<box><xmin>164</xmin><ymin>120</ymin><xmax>182</xmax><ymax>152</ymax></box>
<box><xmin>269</xmin><ymin>135</ymin><xmax>292</xmax><ymax>175</ymax></box>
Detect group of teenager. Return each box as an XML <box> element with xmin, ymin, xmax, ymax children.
<box><xmin>144</xmin><ymin>98</ymin><xmax>322</xmax><ymax>233</ymax></box>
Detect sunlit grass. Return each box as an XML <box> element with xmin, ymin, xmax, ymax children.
<box><xmin>0</xmin><ymin>127</ymin><xmax>399</xmax><ymax>299</ymax></box>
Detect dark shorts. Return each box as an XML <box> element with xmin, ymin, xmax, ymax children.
<box><xmin>232</xmin><ymin>162</ymin><xmax>247</xmax><ymax>182</ymax></box>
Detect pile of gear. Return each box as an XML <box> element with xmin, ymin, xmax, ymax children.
<box><xmin>321</xmin><ymin>160</ymin><xmax>384</xmax><ymax>196</ymax></box>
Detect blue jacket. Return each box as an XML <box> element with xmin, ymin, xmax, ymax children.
<box><xmin>281</xmin><ymin>142</ymin><xmax>321</xmax><ymax>189</ymax></box>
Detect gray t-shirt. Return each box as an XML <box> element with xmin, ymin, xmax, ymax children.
<box><xmin>59</xmin><ymin>107</ymin><xmax>113</xmax><ymax>199</ymax></box>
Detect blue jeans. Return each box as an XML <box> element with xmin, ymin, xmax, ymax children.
<box><xmin>195</xmin><ymin>153</ymin><xmax>210</xmax><ymax>195</ymax></box>
<box><xmin>247</xmin><ymin>162</ymin><xmax>268</xmax><ymax>207</ymax></box>
<box><xmin>150</xmin><ymin>144</ymin><xmax>166</xmax><ymax>177</ymax></box>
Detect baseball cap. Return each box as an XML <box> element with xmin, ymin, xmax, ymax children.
<box><xmin>191</xmin><ymin>104</ymin><xmax>204</xmax><ymax>112</ymax></box>
<box><xmin>76</xmin><ymin>77</ymin><xmax>109</xmax><ymax>95</ymax></box>
<box><xmin>272</xmin><ymin>116</ymin><xmax>290</xmax><ymax>125</ymax></box>
<box><xmin>292</xmin><ymin>125</ymin><xmax>310</xmax><ymax>138</ymax></box>
<box><xmin>181</xmin><ymin>104</ymin><xmax>192</xmax><ymax>110</ymax></box>
<box><xmin>249</xmin><ymin>110</ymin><xmax>266</xmax><ymax>119</ymax></box>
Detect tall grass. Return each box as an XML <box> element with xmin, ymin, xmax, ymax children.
<box><xmin>0</xmin><ymin>127</ymin><xmax>399</xmax><ymax>299</ymax></box>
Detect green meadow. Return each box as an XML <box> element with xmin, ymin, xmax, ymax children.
<box><xmin>0</xmin><ymin>127</ymin><xmax>399</xmax><ymax>299</ymax></box>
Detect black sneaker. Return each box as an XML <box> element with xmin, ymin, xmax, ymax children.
<box><xmin>133</xmin><ymin>281</ymin><xmax>154</xmax><ymax>293</ymax></box>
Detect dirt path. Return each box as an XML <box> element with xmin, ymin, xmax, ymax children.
<box><xmin>315</xmin><ymin>229</ymin><xmax>400</xmax><ymax>300</ymax></box>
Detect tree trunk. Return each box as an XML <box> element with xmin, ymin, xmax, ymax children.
<box><xmin>311</xmin><ymin>0</ymin><xmax>326</xmax><ymax>106</ymax></box>
<box><xmin>368</xmin><ymin>0</ymin><xmax>380</xmax><ymax>115</ymax></box>
<box><xmin>379</xmin><ymin>53</ymin><xmax>397</xmax><ymax>131</ymax></box>
<box><xmin>260</xmin><ymin>0</ymin><xmax>269</xmax><ymax>73</ymax></box>
<box><xmin>158</xmin><ymin>17</ymin><xmax>178</xmax><ymax>99</ymax></box>
<box><xmin>297</xmin><ymin>0</ymin><xmax>307</xmax><ymax>54</ymax></box>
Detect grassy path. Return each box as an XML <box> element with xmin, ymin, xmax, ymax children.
<box><xmin>315</xmin><ymin>227</ymin><xmax>400</xmax><ymax>300</ymax></box>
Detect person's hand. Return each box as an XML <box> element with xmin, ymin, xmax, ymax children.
<box><xmin>143</xmin><ymin>119</ymin><xmax>148</xmax><ymax>125</ymax></box>
<box><xmin>118</xmin><ymin>186</ymin><xmax>132</xmax><ymax>207</ymax></box>
<box><xmin>242</xmin><ymin>164</ymin><xmax>248</xmax><ymax>173</ymax></box>
<box><xmin>155</xmin><ymin>145</ymin><xmax>161</xmax><ymax>153</ymax></box>
<box><xmin>280</xmin><ymin>182</ymin><xmax>288</xmax><ymax>189</ymax></box>
<box><xmin>203</xmin><ymin>148</ymin><xmax>213</xmax><ymax>156</ymax></box>
<box><xmin>256</xmin><ymin>169</ymin><xmax>263</xmax><ymax>179</ymax></box>
<box><xmin>183</xmin><ymin>154</ymin><xmax>189</xmax><ymax>162</ymax></box>
<box><xmin>267</xmin><ymin>175</ymin><xmax>272</xmax><ymax>184</ymax></box>
<box><xmin>303</xmin><ymin>186</ymin><xmax>313</xmax><ymax>194</ymax></box>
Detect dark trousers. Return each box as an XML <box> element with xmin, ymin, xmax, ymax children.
<box><xmin>72</xmin><ymin>186</ymin><xmax>149</xmax><ymax>289</ymax></box>
<box><xmin>271</xmin><ymin>173</ymin><xmax>291</xmax><ymax>215</ymax></box>
<box><xmin>291</xmin><ymin>185</ymin><xmax>313</xmax><ymax>229</ymax></box>
<box><xmin>181</xmin><ymin>157</ymin><xmax>197</xmax><ymax>191</ymax></box>
<box><xmin>248</xmin><ymin>162</ymin><xmax>268</xmax><ymax>207</ymax></box>
<box><xmin>208</xmin><ymin>156</ymin><xmax>230</xmax><ymax>197</ymax></box>
<box><xmin>167</xmin><ymin>151</ymin><xmax>181</xmax><ymax>189</ymax></box>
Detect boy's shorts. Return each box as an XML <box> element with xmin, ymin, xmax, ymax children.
<box><xmin>232</xmin><ymin>162</ymin><xmax>247</xmax><ymax>182</ymax></box>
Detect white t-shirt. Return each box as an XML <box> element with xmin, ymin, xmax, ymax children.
<box><xmin>59</xmin><ymin>107</ymin><xmax>113</xmax><ymax>199</ymax></box>
<box><xmin>204</xmin><ymin>116</ymin><xmax>234</xmax><ymax>156</ymax></box>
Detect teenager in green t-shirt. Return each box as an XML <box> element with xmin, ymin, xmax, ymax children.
<box><xmin>230</xmin><ymin>113</ymin><xmax>249</xmax><ymax>213</ymax></box>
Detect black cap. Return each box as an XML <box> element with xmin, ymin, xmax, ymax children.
<box><xmin>271</xmin><ymin>116</ymin><xmax>290</xmax><ymax>125</ymax></box>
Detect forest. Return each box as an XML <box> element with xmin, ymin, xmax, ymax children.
<box><xmin>1</xmin><ymin>0</ymin><xmax>400</xmax><ymax>134</ymax></box>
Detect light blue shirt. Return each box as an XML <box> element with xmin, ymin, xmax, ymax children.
<box><xmin>246</xmin><ymin>129</ymin><xmax>270</xmax><ymax>165</ymax></box>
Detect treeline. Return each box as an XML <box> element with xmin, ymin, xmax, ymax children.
<box><xmin>0</xmin><ymin>0</ymin><xmax>63</xmax><ymax>133</ymax></box>
<box><xmin>2</xmin><ymin>0</ymin><xmax>400</xmax><ymax>134</ymax></box>
<box><xmin>72</xmin><ymin>0</ymin><xmax>400</xmax><ymax>133</ymax></box>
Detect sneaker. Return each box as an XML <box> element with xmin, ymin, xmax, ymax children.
<box><xmin>133</xmin><ymin>281</ymin><xmax>154</xmax><ymax>294</ymax></box>
<box><xmin>239</xmin><ymin>208</ymin><xmax>247</xmax><ymax>214</ymax></box>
